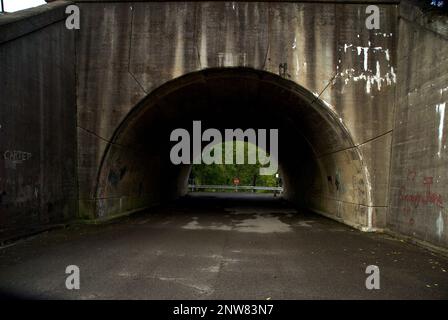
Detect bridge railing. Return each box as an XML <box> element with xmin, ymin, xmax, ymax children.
<box><xmin>188</xmin><ymin>184</ymin><xmax>283</xmax><ymax>193</ymax></box>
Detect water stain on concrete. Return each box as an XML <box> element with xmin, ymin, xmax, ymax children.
<box><xmin>182</xmin><ymin>214</ymin><xmax>292</xmax><ymax>233</ymax></box>
<box><xmin>225</xmin><ymin>207</ymin><xmax>298</xmax><ymax>215</ymax></box>
<box><xmin>182</xmin><ymin>220</ymin><xmax>232</xmax><ymax>231</ymax></box>
<box><xmin>234</xmin><ymin>214</ymin><xmax>292</xmax><ymax>233</ymax></box>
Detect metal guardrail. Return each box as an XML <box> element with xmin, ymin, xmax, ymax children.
<box><xmin>188</xmin><ymin>185</ymin><xmax>283</xmax><ymax>192</ymax></box>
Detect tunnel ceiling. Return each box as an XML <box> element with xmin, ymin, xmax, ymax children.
<box><xmin>110</xmin><ymin>68</ymin><xmax>355</xmax><ymax>157</ymax></box>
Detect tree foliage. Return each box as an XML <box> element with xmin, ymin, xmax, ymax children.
<box><xmin>190</xmin><ymin>141</ymin><xmax>278</xmax><ymax>187</ymax></box>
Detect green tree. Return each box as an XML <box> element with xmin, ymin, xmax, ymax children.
<box><xmin>190</xmin><ymin>141</ymin><xmax>279</xmax><ymax>190</ymax></box>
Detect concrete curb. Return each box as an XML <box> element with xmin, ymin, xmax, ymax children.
<box><xmin>0</xmin><ymin>223</ymin><xmax>68</xmax><ymax>248</ymax></box>
<box><xmin>0</xmin><ymin>205</ymin><xmax>156</xmax><ymax>247</ymax></box>
<box><xmin>73</xmin><ymin>205</ymin><xmax>156</xmax><ymax>225</ymax></box>
<box><xmin>381</xmin><ymin>229</ymin><xmax>448</xmax><ymax>258</ymax></box>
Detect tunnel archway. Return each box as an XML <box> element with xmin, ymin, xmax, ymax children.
<box><xmin>94</xmin><ymin>68</ymin><xmax>373</xmax><ymax>230</ymax></box>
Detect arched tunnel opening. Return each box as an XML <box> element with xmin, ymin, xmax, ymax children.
<box><xmin>95</xmin><ymin>68</ymin><xmax>371</xmax><ymax>229</ymax></box>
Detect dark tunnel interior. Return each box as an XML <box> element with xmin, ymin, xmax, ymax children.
<box><xmin>94</xmin><ymin>68</ymin><xmax>368</xmax><ymax>222</ymax></box>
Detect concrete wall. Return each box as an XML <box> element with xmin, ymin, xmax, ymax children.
<box><xmin>388</xmin><ymin>1</ymin><xmax>448</xmax><ymax>248</ymax></box>
<box><xmin>0</xmin><ymin>1</ymin><xmax>77</xmax><ymax>238</ymax></box>
<box><xmin>76</xmin><ymin>1</ymin><xmax>398</xmax><ymax>231</ymax></box>
<box><xmin>2</xmin><ymin>0</ymin><xmax>447</xmax><ymax>251</ymax></box>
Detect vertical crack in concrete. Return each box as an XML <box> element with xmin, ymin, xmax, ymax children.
<box><xmin>194</xmin><ymin>2</ymin><xmax>202</xmax><ymax>69</ymax></box>
<box><xmin>262</xmin><ymin>3</ymin><xmax>271</xmax><ymax>70</ymax></box>
<box><xmin>127</xmin><ymin>4</ymin><xmax>147</xmax><ymax>94</ymax></box>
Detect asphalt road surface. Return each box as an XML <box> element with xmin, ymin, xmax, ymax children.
<box><xmin>0</xmin><ymin>193</ymin><xmax>447</xmax><ymax>299</ymax></box>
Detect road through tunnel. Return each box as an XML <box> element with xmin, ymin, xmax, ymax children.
<box><xmin>94</xmin><ymin>68</ymin><xmax>373</xmax><ymax>230</ymax></box>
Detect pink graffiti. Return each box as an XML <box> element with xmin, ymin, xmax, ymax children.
<box><xmin>399</xmin><ymin>176</ymin><xmax>444</xmax><ymax>209</ymax></box>
<box><xmin>407</xmin><ymin>169</ymin><xmax>417</xmax><ymax>181</ymax></box>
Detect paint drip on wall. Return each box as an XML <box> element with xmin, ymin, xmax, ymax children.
<box><xmin>337</xmin><ymin>37</ymin><xmax>396</xmax><ymax>94</ymax></box>
<box><xmin>436</xmin><ymin>211</ymin><xmax>444</xmax><ymax>239</ymax></box>
<box><xmin>436</xmin><ymin>102</ymin><xmax>446</xmax><ymax>158</ymax></box>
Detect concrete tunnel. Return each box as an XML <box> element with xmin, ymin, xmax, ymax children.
<box><xmin>2</xmin><ymin>0</ymin><xmax>448</xmax><ymax>301</ymax></box>
<box><xmin>95</xmin><ymin>68</ymin><xmax>372</xmax><ymax>230</ymax></box>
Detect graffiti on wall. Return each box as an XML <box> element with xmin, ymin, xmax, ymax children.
<box><xmin>3</xmin><ymin>150</ymin><xmax>32</xmax><ymax>169</ymax></box>
<box><xmin>399</xmin><ymin>171</ymin><xmax>444</xmax><ymax>209</ymax></box>
<box><xmin>337</xmin><ymin>33</ymin><xmax>396</xmax><ymax>94</ymax></box>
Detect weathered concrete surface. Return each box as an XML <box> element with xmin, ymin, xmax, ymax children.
<box><xmin>0</xmin><ymin>1</ymin><xmax>77</xmax><ymax>239</ymax></box>
<box><xmin>388</xmin><ymin>2</ymin><xmax>448</xmax><ymax>248</ymax></box>
<box><xmin>0</xmin><ymin>193</ymin><xmax>447</xmax><ymax>299</ymax></box>
<box><xmin>76</xmin><ymin>1</ymin><xmax>398</xmax><ymax>231</ymax></box>
<box><xmin>1</xmin><ymin>0</ymin><xmax>448</xmax><ymax>254</ymax></box>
